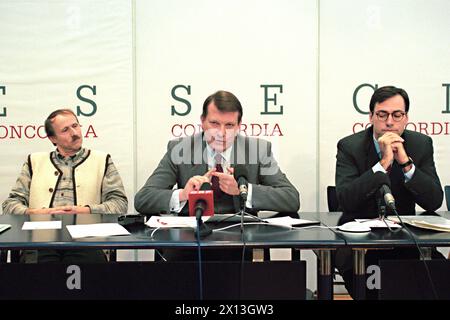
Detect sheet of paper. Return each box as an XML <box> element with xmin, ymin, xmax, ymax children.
<box><xmin>265</xmin><ymin>216</ymin><xmax>320</xmax><ymax>227</ymax></box>
<box><xmin>146</xmin><ymin>216</ymin><xmax>204</xmax><ymax>228</ymax></box>
<box><xmin>22</xmin><ymin>221</ymin><xmax>62</xmax><ymax>230</ymax></box>
<box><xmin>355</xmin><ymin>219</ymin><xmax>401</xmax><ymax>229</ymax></box>
<box><xmin>206</xmin><ymin>214</ymin><xmax>260</xmax><ymax>223</ymax></box>
<box><xmin>66</xmin><ymin>223</ymin><xmax>130</xmax><ymax>239</ymax></box>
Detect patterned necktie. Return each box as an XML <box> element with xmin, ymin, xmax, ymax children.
<box><xmin>211</xmin><ymin>153</ymin><xmax>224</xmax><ymax>199</ymax></box>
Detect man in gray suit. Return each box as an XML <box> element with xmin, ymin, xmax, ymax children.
<box><xmin>135</xmin><ymin>90</ymin><xmax>299</xmax><ymax>217</ymax></box>
<box><xmin>135</xmin><ymin>90</ymin><xmax>299</xmax><ymax>260</ymax></box>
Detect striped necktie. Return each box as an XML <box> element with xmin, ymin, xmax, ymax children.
<box><xmin>211</xmin><ymin>153</ymin><xmax>224</xmax><ymax>198</ymax></box>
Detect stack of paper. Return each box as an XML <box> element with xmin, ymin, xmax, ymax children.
<box><xmin>410</xmin><ymin>220</ymin><xmax>450</xmax><ymax>232</ymax></box>
<box><xmin>388</xmin><ymin>215</ymin><xmax>450</xmax><ymax>232</ymax></box>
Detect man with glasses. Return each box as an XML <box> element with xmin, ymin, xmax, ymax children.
<box><xmin>334</xmin><ymin>85</ymin><xmax>444</xmax><ymax>299</ymax></box>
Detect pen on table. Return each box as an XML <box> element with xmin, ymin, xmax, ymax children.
<box><xmin>157</xmin><ymin>218</ymin><xmax>168</xmax><ymax>226</ymax></box>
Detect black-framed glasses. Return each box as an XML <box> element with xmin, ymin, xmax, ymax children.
<box><xmin>374</xmin><ymin>110</ymin><xmax>406</xmax><ymax>122</ymax></box>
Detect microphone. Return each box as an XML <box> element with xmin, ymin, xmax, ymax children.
<box><xmin>372</xmin><ymin>171</ymin><xmax>396</xmax><ymax>211</ymax></box>
<box><xmin>188</xmin><ymin>183</ymin><xmax>214</xmax><ymax>218</ymax></box>
<box><xmin>188</xmin><ymin>183</ymin><xmax>213</xmax><ymax>238</ymax></box>
<box><xmin>380</xmin><ymin>184</ymin><xmax>396</xmax><ymax>210</ymax></box>
<box><xmin>234</xmin><ymin>165</ymin><xmax>249</xmax><ymax>204</ymax></box>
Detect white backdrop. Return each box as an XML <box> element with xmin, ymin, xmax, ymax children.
<box><xmin>2</xmin><ymin>0</ymin><xmax>448</xmax><ymax>214</ymax></box>
<box><xmin>135</xmin><ymin>0</ymin><xmax>318</xmax><ymax>212</ymax></box>
<box><xmin>0</xmin><ymin>0</ymin><xmax>134</xmax><ymax>211</ymax></box>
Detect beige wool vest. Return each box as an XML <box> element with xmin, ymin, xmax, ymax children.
<box><xmin>28</xmin><ymin>150</ymin><xmax>108</xmax><ymax>208</ymax></box>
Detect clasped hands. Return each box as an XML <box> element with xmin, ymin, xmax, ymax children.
<box><xmin>26</xmin><ymin>205</ymin><xmax>91</xmax><ymax>215</ymax></box>
<box><xmin>179</xmin><ymin>167</ymin><xmax>239</xmax><ymax>202</ymax></box>
<box><xmin>378</xmin><ymin>132</ymin><xmax>412</xmax><ymax>172</ymax></box>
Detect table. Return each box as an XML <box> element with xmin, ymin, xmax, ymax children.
<box><xmin>318</xmin><ymin>211</ymin><xmax>450</xmax><ymax>299</ymax></box>
<box><xmin>0</xmin><ymin>213</ymin><xmax>345</xmax><ymax>300</ymax></box>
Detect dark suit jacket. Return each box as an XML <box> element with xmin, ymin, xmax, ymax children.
<box><xmin>335</xmin><ymin>126</ymin><xmax>443</xmax><ymax>221</ymax></box>
<box><xmin>135</xmin><ymin>133</ymin><xmax>300</xmax><ymax>216</ymax></box>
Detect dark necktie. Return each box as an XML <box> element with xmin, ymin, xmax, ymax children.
<box><xmin>211</xmin><ymin>154</ymin><xmax>224</xmax><ymax>199</ymax></box>
<box><xmin>389</xmin><ymin>161</ymin><xmax>403</xmax><ymax>185</ymax></box>
<box><xmin>386</xmin><ymin>164</ymin><xmax>392</xmax><ymax>174</ymax></box>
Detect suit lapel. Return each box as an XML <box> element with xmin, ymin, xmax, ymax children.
<box><xmin>231</xmin><ymin>134</ymin><xmax>247</xmax><ymax>168</ymax></box>
<box><xmin>401</xmin><ymin>130</ymin><xmax>410</xmax><ymax>156</ymax></box>
<box><xmin>364</xmin><ymin>126</ymin><xmax>380</xmax><ymax>171</ymax></box>
<box><xmin>190</xmin><ymin>133</ymin><xmax>208</xmax><ymax>175</ymax></box>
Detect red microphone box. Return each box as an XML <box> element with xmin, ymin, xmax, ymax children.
<box><xmin>188</xmin><ymin>190</ymin><xmax>214</xmax><ymax>216</ymax></box>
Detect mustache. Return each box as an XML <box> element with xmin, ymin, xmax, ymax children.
<box><xmin>72</xmin><ymin>136</ymin><xmax>81</xmax><ymax>141</ymax></box>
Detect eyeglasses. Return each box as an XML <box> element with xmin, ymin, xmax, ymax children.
<box><xmin>374</xmin><ymin>110</ymin><xmax>406</xmax><ymax>122</ymax></box>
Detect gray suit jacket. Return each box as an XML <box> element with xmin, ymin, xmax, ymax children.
<box><xmin>135</xmin><ymin>133</ymin><xmax>300</xmax><ymax>216</ymax></box>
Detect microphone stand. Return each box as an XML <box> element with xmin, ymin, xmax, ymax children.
<box><xmin>194</xmin><ymin>203</ymin><xmax>211</xmax><ymax>300</ymax></box>
<box><xmin>195</xmin><ymin>206</ymin><xmax>212</xmax><ymax>239</ymax></box>
<box><xmin>376</xmin><ymin>195</ymin><xmax>387</xmax><ymax>222</ymax></box>
<box><xmin>239</xmin><ymin>194</ymin><xmax>247</xmax><ymax>234</ymax></box>
<box><xmin>377</xmin><ymin>190</ymin><xmax>397</xmax><ymax>232</ymax></box>
<box><xmin>195</xmin><ymin>216</ymin><xmax>204</xmax><ymax>300</ymax></box>
<box><xmin>238</xmin><ymin>193</ymin><xmax>246</xmax><ymax>300</ymax></box>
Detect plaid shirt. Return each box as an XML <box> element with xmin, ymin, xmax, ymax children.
<box><xmin>2</xmin><ymin>148</ymin><xmax>128</xmax><ymax>214</ymax></box>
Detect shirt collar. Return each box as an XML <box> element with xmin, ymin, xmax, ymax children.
<box><xmin>373</xmin><ymin>134</ymin><xmax>381</xmax><ymax>159</ymax></box>
<box><xmin>206</xmin><ymin>143</ymin><xmax>232</xmax><ymax>167</ymax></box>
<box><xmin>55</xmin><ymin>147</ymin><xmax>85</xmax><ymax>161</ymax></box>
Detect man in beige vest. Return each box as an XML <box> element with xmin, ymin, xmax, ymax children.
<box><xmin>2</xmin><ymin>109</ymin><xmax>128</xmax><ymax>263</ymax></box>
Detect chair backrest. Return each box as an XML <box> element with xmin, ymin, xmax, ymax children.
<box><xmin>445</xmin><ymin>186</ymin><xmax>450</xmax><ymax>211</ymax></box>
<box><xmin>327</xmin><ymin>186</ymin><xmax>339</xmax><ymax>212</ymax></box>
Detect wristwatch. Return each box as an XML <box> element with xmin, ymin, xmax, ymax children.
<box><xmin>399</xmin><ymin>157</ymin><xmax>413</xmax><ymax>168</ymax></box>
